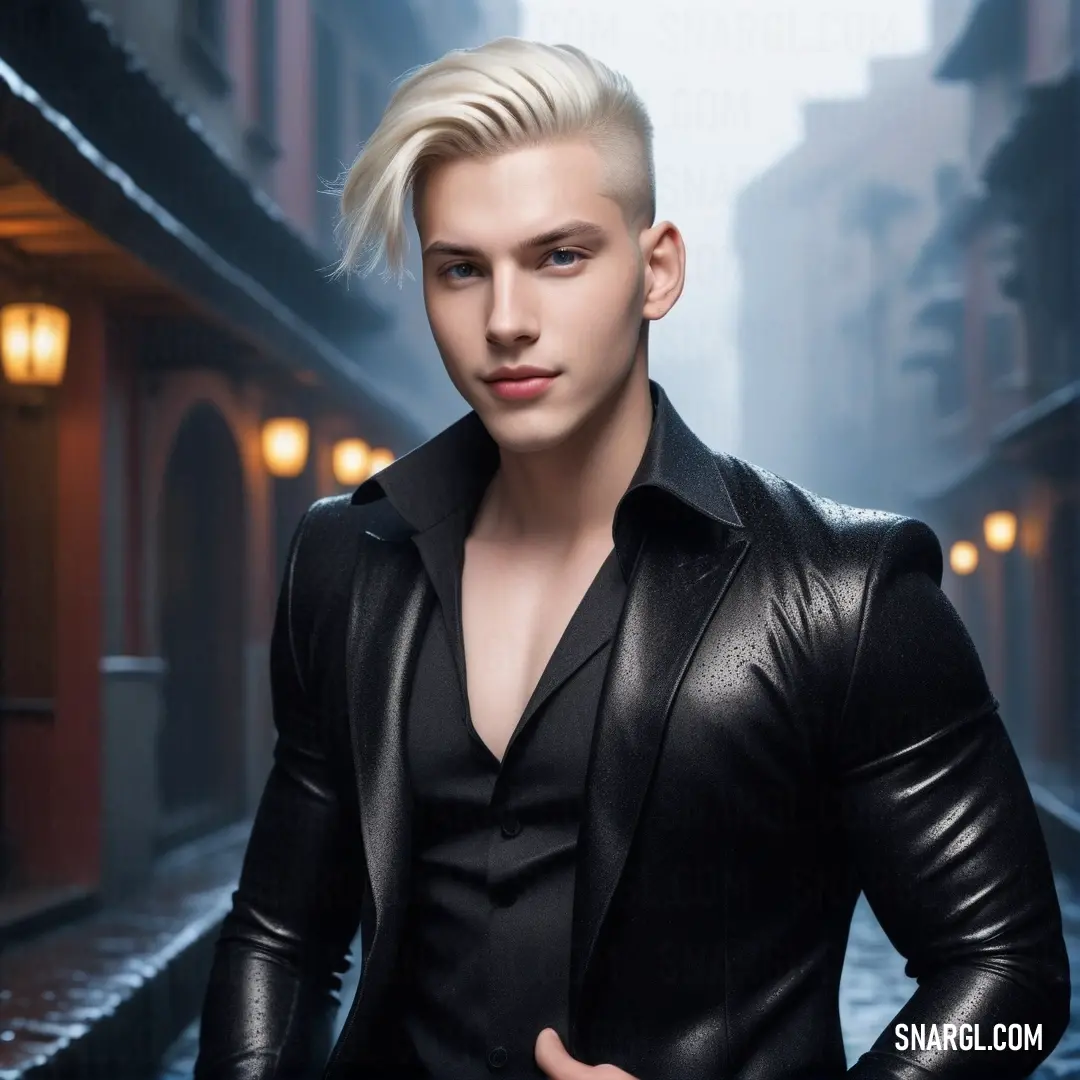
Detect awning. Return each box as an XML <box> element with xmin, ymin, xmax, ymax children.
<box><xmin>984</xmin><ymin>72</ymin><xmax>1078</xmax><ymax>193</ymax></box>
<box><xmin>0</xmin><ymin>0</ymin><xmax>429</xmax><ymax>449</ymax></box>
<box><xmin>994</xmin><ymin>378</ymin><xmax>1080</xmax><ymax>479</ymax></box>
<box><xmin>910</xmin><ymin>380</ymin><xmax>1080</xmax><ymax>509</ymax></box>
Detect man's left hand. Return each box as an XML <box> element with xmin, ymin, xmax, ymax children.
<box><xmin>534</xmin><ymin>1028</ymin><xmax>639</xmax><ymax>1078</ymax></box>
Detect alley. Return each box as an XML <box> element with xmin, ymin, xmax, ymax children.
<box><xmin>2</xmin><ymin>1</ymin><xmax>1079</xmax><ymax>1079</ymax></box>
<box><xmin>156</xmin><ymin>881</ymin><xmax>1080</xmax><ymax>1079</ymax></box>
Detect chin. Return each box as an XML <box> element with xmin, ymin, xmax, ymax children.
<box><xmin>477</xmin><ymin>405</ymin><xmax>581</xmax><ymax>455</ymax></box>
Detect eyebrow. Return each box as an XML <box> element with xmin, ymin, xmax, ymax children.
<box><xmin>422</xmin><ymin>219</ymin><xmax>607</xmax><ymax>259</ymax></box>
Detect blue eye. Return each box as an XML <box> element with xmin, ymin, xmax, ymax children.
<box><xmin>548</xmin><ymin>249</ymin><xmax>581</xmax><ymax>267</ymax></box>
<box><xmin>444</xmin><ymin>262</ymin><xmax>476</xmax><ymax>280</ymax></box>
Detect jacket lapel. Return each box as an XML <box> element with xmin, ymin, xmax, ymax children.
<box><xmin>342</xmin><ymin>528</ymin><xmax>431</xmax><ymax>1035</ymax></box>
<box><xmin>567</xmin><ymin>517</ymin><xmax>751</xmax><ymax>1049</ymax></box>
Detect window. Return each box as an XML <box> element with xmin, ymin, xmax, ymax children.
<box><xmin>935</xmin><ymin>350</ymin><xmax>967</xmax><ymax>417</ymax></box>
<box><xmin>984</xmin><ymin>311</ymin><xmax>1018</xmax><ymax>384</ymax></box>
<box><xmin>192</xmin><ymin>0</ymin><xmax>225</xmax><ymax>55</ymax></box>
<box><xmin>933</xmin><ymin>163</ymin><xmax>963</xmax><ymax>212</ymax></box>
<box><xmin>314</xmin><ymin>17</ymin><xmax>342</xmax><ymax>243</ymax></box>
<box><xmin>182</xmin><ymin>0</ymin><xmax>231</xmax><ymax>94</ymax></box>
<box><xmin>254</xmin><ymin>0</ymin><xmax>277</xmax><ymax>136</ymax></box>
<box><xmin>245</xmin><ymin>0</ymin><xmax>280</xmax><ymax>160</ymax></box>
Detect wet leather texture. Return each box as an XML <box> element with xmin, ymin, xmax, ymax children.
<box><xmin>193</xmin><ymin>394</ymin><xmax>1069</xmax><ymax>1080</ymax></box>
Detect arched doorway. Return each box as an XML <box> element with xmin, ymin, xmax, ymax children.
<box><xmin>156</xmin><ymin>402</ymin><xmax>246</xmax><ymax>850</ymax></box>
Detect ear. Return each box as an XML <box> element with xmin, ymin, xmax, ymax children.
<box><xmin>640</xmin><ymin>220</ymin><xmax>686</xmax><ymax>321</ymax></box>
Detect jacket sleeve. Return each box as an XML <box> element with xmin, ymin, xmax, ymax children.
<box><xmin>836</xmin><ymin>517</ymin><xmax>1070</xmax><ymax>1079</ymax></box>
<box><xmin>194</xmin><ymin>503</ymin><xmax>366</xmax><ymax>1079</ymax></box>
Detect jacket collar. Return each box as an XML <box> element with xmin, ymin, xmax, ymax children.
<box><xmin>351</xmin><ymin>379</ymin><xmax>744</xmax><ymax>566</ymax></box>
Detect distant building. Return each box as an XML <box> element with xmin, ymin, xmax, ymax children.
<box><xmin>733</xmin><ymin>0</ymin><xmax>973</xmax><ymax>507</ymax></box>
<box><xmin>911</xmin><ymin>0</ymin><xmax>1079</xmax><ymax>809</ymax></box>
<box><xmin>0</xmin><ymin>0</ymin><xmax>518</xmax><ymax>940</ymax></box>
<box><xmin>733</xmin><ymin>0</ymin><xmax>1080</xmax><ymax>824</ymax></box>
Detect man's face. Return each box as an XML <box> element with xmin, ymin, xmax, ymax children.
<box><xmin>417</xmin><ymin>139</ymin><xmax>659</xmax><ymax>453</ymax></box>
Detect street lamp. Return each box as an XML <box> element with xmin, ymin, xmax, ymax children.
<box><xmin>949</xmin><ymin>540</ymin><xmax>979</xmax><ymax>575</ymax></box>
<box><xmin>332</xmin><ymin>438</ymin><xmax>372</xmax><ymax>485</ymax></box>
<box><xmin>261</xmin><ymin>418</ymin><xmax>309</xmax><ymax>478</ymax></box>
<box><xmin>983</xmin><ymin>510</ymin><xmax>1017</xmax><ymax>553</ymax></box>
<box><xmin>1</xmin><ymin>302</ymin><xmax>70</xmax><ymax>386</ymax></box>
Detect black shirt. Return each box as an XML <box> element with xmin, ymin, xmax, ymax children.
<box><xmin>393</xmin><ymin>489</ymin><xmax>629</xmax><ymax>1079</ymax></box>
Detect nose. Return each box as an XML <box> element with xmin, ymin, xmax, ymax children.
<box><xmin>486</xmin><ymin>266</ymin><xmax>539</xmax><ymax>348</ymax></box>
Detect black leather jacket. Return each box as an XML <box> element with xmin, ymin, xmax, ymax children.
<box><xmin>194</xmin><ymin>384</ymin><xmax>1070</xmax><ymax>1079</ymax></box>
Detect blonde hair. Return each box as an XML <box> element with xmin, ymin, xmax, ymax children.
<box><xmin>330</xmin><ymin>37</ymin><xmax>655</xmax><ymax>283</ymax></box>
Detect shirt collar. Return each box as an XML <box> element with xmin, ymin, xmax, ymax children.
<box><xmin>351</xmin><ymin>379</ymin><xmax>744</xmax><ymax>557</ymax></box>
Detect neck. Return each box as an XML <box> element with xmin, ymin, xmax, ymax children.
<box><xmin>474</xmin><ymin>353</ymin><xmax>652</xmax><ymax>550</ymax></box>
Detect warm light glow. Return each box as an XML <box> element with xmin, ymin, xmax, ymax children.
<box><xmin>983</xmin><ymin>510</ymin><xmax>1017</xmax><ymax>553</ymax></box>
<box><xmin>368</xmin><ymin>447</ymin><xmax>395</xmax><ymax>474</ymax></box>
<box><xmin>1020</xmin><ymin>515</ymin><xmax>1043</xmax><ymax>557</ymax></box>
<box><xmin>261</xmin><ymin>418</ymin><xmax>309</xmax><ymax>478</ymax></box>
<box><xmin>333</xmin><ymin>438</ymin><xmax>372</xmax><ymax>485</ymax></box>
<box><xmin>1</xmin><ymin>303</ymin><xmax>70</xmax><ymax>386</ymax></box>
<box><xmin>949</xmin><ymin>540</ymin><xmax>979</xmax><ymax>575</ymax></box>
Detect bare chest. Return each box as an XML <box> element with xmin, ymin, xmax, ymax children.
<box><xmin>460</xmin><ymin>539</ymin><xmax>612</xmax><ymax>763</ymax></box>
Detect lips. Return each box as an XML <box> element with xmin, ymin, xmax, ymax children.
<box><xmin>484</xmin><ymin>372</ymin><xmax>559</xmax><ymax>401</ymax></box>
<box><xmin>484</xmin><ymin>367</ymin><xmax>558</xmax><ymax>382</ymax></box>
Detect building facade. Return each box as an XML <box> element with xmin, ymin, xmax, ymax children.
<box><xmin>733</xmin><ymin>0</ymin><xmax>1080</xmax><ymax>822</ymax></box>
<box><xmin>0</xmin><ymin>0</ymin><xmax>519</xmax><ymax>942</ymax></box>
<box><xmin>733</xmin><ymin>0</ymin><xmax>974</xmax><ymax>507</ymax></box>
<box><xmin>912</xmin><ymin>0</ymin><xmax>1079</xmax><ymax>808</ymax></box>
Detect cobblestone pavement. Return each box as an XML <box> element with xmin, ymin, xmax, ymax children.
<box><xmin>158</xmin><ymin>880</ymin><xmax>1080</xmax><ymax>1079</ymax></box>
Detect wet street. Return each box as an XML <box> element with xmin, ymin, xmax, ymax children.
<box><xmin>157</xmin><ymin>879</ymin><xmax>1080</xmax><ymax>1079</ymax></box>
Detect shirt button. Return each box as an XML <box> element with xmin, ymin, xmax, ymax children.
<box><xmin>500</xmin><ymin>812</ymin><xmax>522</xmax><ymax>838</ymax></box>
<box><xmin>487</xmin><ymin>1045</ymin><xmax>508</xmax><ymax>1069</ymax></box>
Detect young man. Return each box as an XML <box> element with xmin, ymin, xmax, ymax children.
<box><xmin>194</xmin><ymin>38</ymin><xmax>1069</xmax><ymax>1080</ymax></box>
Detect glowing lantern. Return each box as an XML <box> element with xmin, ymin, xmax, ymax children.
<box><xmin>332</xmin><ymin>438</ymin><xmax>372</xmax><ymax>485</ymax></box>
<box><xmin>261</xmin><ymin>417</ymin><xmax>309</xmax><ymax>478</ymax></box>
<box><xmin>983</xmin><ymin>510</ymin><xmax>1017</xmax><ymax>553</ymax></box>
<box><xmin>1</xmin><ymin>303</ymin><xmax>70</xmax><ymax>386</ymax></box>
<box><xmin>949</xmin><ymin>540</ymin><xmax>979</xmax><ymax>575</ymax></box>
